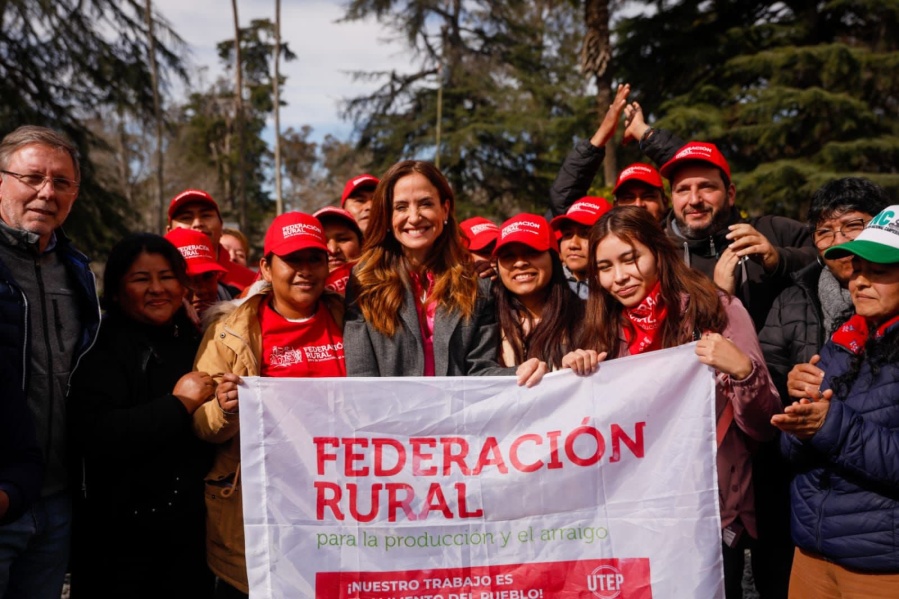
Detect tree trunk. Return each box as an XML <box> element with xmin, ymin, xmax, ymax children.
<box><xmin>273</xmin><ymin>0</ymin><xmax>283</xmax><ymax>215</ymax></box>
<box><xmin>232</xmin><ymin>0</ymin><xmax>246</xmax><ymax>229</ymax></box>
<box><xmin>144</xmin><ymin>0</ymin><xmax>165</xmax><ymax>233</ymax></box>
<box><xmin>582</xmin><ymin>0</ymin><xmax>616</xmax><ymax>186</ymax></box>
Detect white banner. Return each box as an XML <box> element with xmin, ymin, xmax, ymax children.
<box><xmin>239</xmin><ymin>343</ymin><xmax>723</xmax><ymax>599</ymax></box>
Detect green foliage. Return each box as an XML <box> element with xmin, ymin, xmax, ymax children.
<box><xmin>173</xmin><ymin>18</ymin><xmax>295</xmax><ymax>240</ymax></box>
<box><xmin>341</xmin><ymin>0</ymin><xmax>594</xmax><ymax>218</ymax></box>
<box><xmin>615</xmin><ymin>0</ymin><xmax>899</xmax><ymax>217</ymax></box>
<box><xmin>0</xmin><ymin>0</ymin><xmax>186</xmax><ymax>252</ymax></box>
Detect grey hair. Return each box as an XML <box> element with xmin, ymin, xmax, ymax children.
<box><xmin>0</xmin><ymin>125</ymin><xmax>81</xmax><ymax>181</ymax></box>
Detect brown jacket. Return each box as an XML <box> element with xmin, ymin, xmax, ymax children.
<box><xmin>192</xmin><ymin>289</ymin><xmax>344</xmax><ymax>592</ymax></box>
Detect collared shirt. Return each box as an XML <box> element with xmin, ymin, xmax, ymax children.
<box><xmin>563</xmin><ymin>264</ymin><xmax>589</xmax><ymax>300</ymax></box>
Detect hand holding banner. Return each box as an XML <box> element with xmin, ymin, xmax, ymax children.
<box><xmin>239</xmin><ymin>344</ymin><xmax>723</xmax><ymax>598</ymax></box>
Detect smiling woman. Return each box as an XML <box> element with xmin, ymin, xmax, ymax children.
<box><xmin>523</xmin><ymin>206</ymin><xmax>781</xmax><ymax>598</ymax></box>
<box><xmin>773</xmin><ymin>205</ymin><xmax>899</xmax><ymax>596</ymax></box>
<box><xmin>493</xmin><ymin>213</ymin><xmax>584</xmax><ymax>369</ymax></box>
<box><xmin>67</xmin><ymin>233</ymin><xmax>215</xmax><ymax>597</ymax></box>
<box><xmin>190</xmin><ymin>211</ymin><xmax>346</xmax><ymax>596</ymax></box>
<box><xmin>345</xmin><ymin>160</ymin><xmax>508</xmax><ymax>377</ymax></box>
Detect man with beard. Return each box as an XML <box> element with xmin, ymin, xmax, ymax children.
<box><xmin>624</xmin><ymin>103</ymin><xmax>816</xmax><ymax>331</ymax></box>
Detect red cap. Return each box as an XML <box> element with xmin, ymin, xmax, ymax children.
<box><xmin>460</xmin><ymin>217</ymin><xmax>500</xmax><ymax>252</ymax></box>
<box><xmin>340</xmin><ymin>174</ymin><xmax>380</xmax><ymax>207</ymax></box>
<box><xmin>550</xmin><ymin>197</ymin><xmax>612</xmax><ymax>230</ymax></box>
<box><xmin>613</xmin><ymin>163</ymin><xmax>664</xmax><ymax>195</ymax></box>
<box><xmin>264</xmin><ymin>212</ymin><xmax>328</xmax><ymax>257</ymax></box>
<box><xmin>494</xmin><ymin>214</ymin><xmax>556</xmax><ymax>255</ymax></box>
<box><xmin>659</xmin><ymin>142</ymin><xmax>731</xmax><ymax>181</ymax></box>
<box><xmin>167</xmin><ymin>189</ymin><xmax>221</xmax><ymax>221</ymax></box>
<box><xmin>164</xmin><ymin>228</ymin><xmax>227</xmax><ymax>277</ymax></box>
<box><xmin>313</xmin><ymin>206</ymin><xmax>363</xmax><ymax>241</ymax></box>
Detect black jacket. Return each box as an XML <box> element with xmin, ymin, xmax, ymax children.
<box><xmin>68</xmin><ymin>309</ymin><xmax>213</xmax><ymax>597</ymax></box>
<box><xmin>643</xmin><ymin>128</ymin><xmax>817</xmax><ymax>330</ymax></box>
<box><xmin>665</xmin><ymin>210</ymin><xmax>817</xmax><ymax>330</ymax></box>
<box><xmin>758</xmin><ymin>262</ymin><xmax>826</xmax><ymax>403</ymax></box>
<box><xmin>0</xmin><ymin>359</ymin><xmax>42</xmax><ymax>524</ymax></box>
<box><xmin>0</xmin><ymin>225</ymin><xmax>99</xmax><ymax>511</ymax></box>
<box><xmin>547</xmin><ymin>139</ymin><xmax>605</xmax><ymax>218</ymax></box>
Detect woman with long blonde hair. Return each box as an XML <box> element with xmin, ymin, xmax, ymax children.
<box><xmin>344</xmin><ymin>160</ymin><xmax>511</xmax><ymax>377</ymax></box>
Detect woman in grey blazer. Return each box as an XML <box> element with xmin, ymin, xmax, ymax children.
<box><xmin>344</xmin><ymin>160</ymin><xmax>511</xmax><ymax>378</ymax></box>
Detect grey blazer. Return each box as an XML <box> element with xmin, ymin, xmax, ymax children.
<box><xmin>344</xmin><ymin>276</ymin><xmax>511</xmax><ymax>377</ymax></box>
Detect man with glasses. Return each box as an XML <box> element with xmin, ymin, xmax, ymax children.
<box><xmin>755</xmin><ymin>178</ymin><xmax>890</xmax><ymax>599</ymax></box>
<box><xmin>761</xmin><ymin>177</ymin><xmax>890</xmax><ymax>414</ymax></box>
<box><xmin>0</xmin><ymin>126</ymin><xmax>100</xmax><ymax>599</ymax></box>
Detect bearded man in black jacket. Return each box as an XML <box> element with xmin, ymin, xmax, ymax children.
<box><xmin>623</xmin><ymin>103</ymin><xmax>817</xmax><ymax>331</ymax></box>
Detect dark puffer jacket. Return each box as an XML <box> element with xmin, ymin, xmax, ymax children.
<box><xmin>782</xmin><ymin>321</ymin><xmax>899</xmax><ymax>572</ymax></box>
<box><xmin>759</xmin><ymin>262</ymin><xmax>826</xmax><ymax>401</ymax></box>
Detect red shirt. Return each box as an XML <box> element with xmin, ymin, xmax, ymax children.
<box><xmin>259</xmin><ymin>298</ymin><xmax>346</xmax><ymax>377</ymax></box>
<box><xmin>217</xmin><ymin>248</ymin><xmax>257</xmax><ymax>291</ymax></box>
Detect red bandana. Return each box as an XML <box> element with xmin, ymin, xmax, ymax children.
<box><xmin>832</xmin><ymin>313</ymin><xmax>899</xmax><ymax>355</ymax></box>
<box><xmin>622</xmin><ymin>281</ymin><xmax>668</xmax><ymax>355</ymax></box>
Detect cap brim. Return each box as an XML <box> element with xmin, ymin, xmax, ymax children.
<box><xmin>268</xmin><ymin>240</ymin><xmax>329</xmax><ymax>257</ymax></box>
<box><xmin>550</xmin><ymin>213</ymin><xmax>596</xmax><ymax>229</ymax></box>
<box><xmin>468</xmin><ymin>237</ymin><xmax>497</xmax><ymax>253</ymax></box>
<box><xmin>613</xmin><ymin>175</ymin><xmax>663</xmax><ymax>195</ymax></box>
<box><xmin>825</xmin><ymin>239</ymin><xmax>899</xmax><ymax>263</ymax></box>
<box><xmin>659</xmin><ymin>157</ymin><xmax>718</xmax><ymax>180</ymax></box>
<box><xmin>168</xmin><ymin>196</ymin><xmax>220</xmax><ymax>220</ymax></box>
<box><xmin>186</xmin><ymin>262</ymin><xmax>227</xmax><ymax>277</ymax></box>
<box><xmin>316</xmin><ymin>211</ymin><xmax>363</xmax><ymax>239</ymax></box>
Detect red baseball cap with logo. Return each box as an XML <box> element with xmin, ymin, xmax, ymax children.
<box><xmin>659</xmin><ymin>142</ymin><xmax>732</xmax><ymax>181</ymax></box>
<box><xmin>164</xmin><ymin>228</ymin><xmax>227</xmax><ymax>277</ymax></box>
<box><xmin>460</xmin><ymin>217</ymin><xmax>500</xmax><ymax>253</ymax></box>
<box><xmin>494</xmin><ymin>214</ymin><xmax>557</xmax><ymax>255</ymax></box>
<box><xmin>313</xmin><ymin>206</ymin><xmax>364</xmax><ymax>241</ymax></box>
<box><xmin>550</xmin><ymin>197</ymin><xmax>612</xmax><ymax>230</ymax></box>
<box><xmin>167</xmin><ymin>189</ymin><xmax>221</xmax><ymax>221</ymax></box>
<box><xmin>613</xmin><ymin>163</ymin><xmax>664</xmax><ymax>195</ymax></box>
<box><xmin>264</xmin><ymin>212</ymin><xmax>328</xmax><ymax>257</ymax></box>
<box><xmin>340</xmin><ymin>174</ymin><xmax>380</xmax><ymax>207</ymax></box>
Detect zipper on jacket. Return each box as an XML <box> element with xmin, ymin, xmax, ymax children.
<box><xmin>34</xmin><ymin>261</ymin><xmax>56</xmax><ymax>458</ymax></box>
<box><xmin>66</xmin><ymin>268</ymin><xmax>101</xmax><ymax>395</ymax></box>
<box><xmin>814</xmin><ymin>482</ymin><xmax>831</xmax><ymax>553</ymax></box>
<box><xmin>52</xmin><ymin>298</ymin><xmax>65</xmax><ymax>352</ymax></box>
<box><xmin>19</xmin><ymin>286</ymin><xmax>29</xmax><ymax>392</ymax></box>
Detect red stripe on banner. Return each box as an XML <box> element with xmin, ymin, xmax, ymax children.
<box><xmin>316</xmin><ymin>558</ymin><xmax>652</xmax><ymax>599</ymax></box>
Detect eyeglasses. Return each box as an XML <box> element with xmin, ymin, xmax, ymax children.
<box><xmin>0</xmin><ymin>170</ymin><xmax>79</xmax><ymax>195</ymax></box>
<box><xmin>813</xmin><ymin>218</ymin><xmax>868</xmax><ymax>249</ymax></box>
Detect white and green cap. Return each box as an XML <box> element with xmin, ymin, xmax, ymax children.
<box><xmin>825</xmin><ymin>205</ymin><xmax>899</xmax><ymax>264</ymax></box>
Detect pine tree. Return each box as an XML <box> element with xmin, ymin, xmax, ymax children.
<box><xmin>0</xmin><ymin>0</ymin><xmax>187</xmax><ymax>250</ymax></box>
<box><xmin>614</xmin><ymin>0</ymin><xmax>899</xmax><ymax>217</ymax></box>
<box><xmin>169</xmin><ymin>18</ymin><xmax>295</xmax><ymax>240</ymax></box>
<box><xmin>341</xmin><ymin>0</ymin><xmax>595</xmax><ymax>217</ymax></box>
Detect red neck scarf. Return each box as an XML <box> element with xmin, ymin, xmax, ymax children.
<box><xmin>622</xmin><ymin>281</ymin><xmax>668</xmax><ymax>355</ymax></box>
<box><xmin>832</xmin><ymin>313</ymin><xmax>899</xmax><ymax>355</ymax></box>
